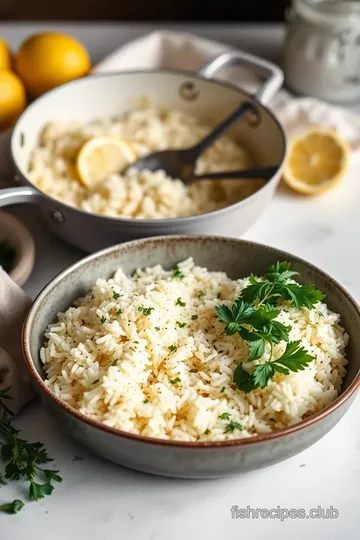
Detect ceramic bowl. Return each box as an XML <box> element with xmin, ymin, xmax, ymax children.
<box><xmin>0</xmin><ymin>211</ymin><xmax>35</xmax><ymax>286</ymax></box>
<box><xmin>22</xmin><ymin>236</ymin><xmax>360</xmax><ymax>478</ymax></box>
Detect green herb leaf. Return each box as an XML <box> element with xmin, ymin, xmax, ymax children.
<box><xmin>0</xmin><ymin>389</ymin><xmax>61</xmax><ymax>509</ymax></box>
<box><xmin>234</xmin><ymin>342</ymin><xmax>315</xmax><ymax>392</ymax></box>
<box><xmin>171</xmin><ymin>267</ymin><xmax>185</xmax><ymax>279</ymax></box>
<box><xmin>175</xmin><ymin>298</ymin><xmax>186</xmax><ymax>307</ymax></box>
<box><xmin>204</xmin><ymin>429</ymin><xmax>211</xmax><ymax>435</ymax></box>
<box><xmin>143</xmin><ymin>399</ymin><xmax>149</xmax><ymax>404</ymax></box>
<box><xmin>170</xmin><ymin>377</ymin><xmax>181</xmax><ymax>385</ymax></box>
<box><xmin>191</xmin><ymin>315</ymin><xmax>198</xmax><ymax>320</ymax></box>
<box><xmin>218</xmin><ymin>412</ymin><xmax>230</xmax><ymax>420</ymax></box>
<box><xmin>138</xmin><ymin>306</ymin><xmax>154</xmax><ymax>316</ymax></box>
<box><xmin>278</xmin><ymin>283</ymin><xmax>325</xmax><ymax>310</ymax></box>
<box><xmin>155</xmin><ymin>327</ymin><xmax>160</xmax><ymax>331</ymax></box>
<box><xmin>265</xmin><ymin>261</ymin><xmax>298</xmax><ymax>283</ymax></box>
<box><xmin>100</xmin><ymin>315</ymin><xmax>106</xmax><ymax>324</ymax></box>
<box><xmin>224</xmin><ymin>421</ymin><xmax>243</xmax><ymax>434</ymax></box>
<box><xmin>111</xmin><ymin>359</ymin><xmax>119</xmax><ymax>366</ymax></box>
<box><xmin>176</xmin><ymin>321</ymin><xmax>186</xmax><ymax>328</ymax></box>
<box><xmin>116</xmin><ymin>309</ymin><xmax>122</xmax><ymax>316</ymax></box>
<box><xmin>251</xmin><ymin>363</ymin><xmax>275</xmax><ymax>389</ymax></box>
<box><xmin>112</xmin><ymin>291</ymin><xmax>122</xmax><ymax>300</ymax></box>
<box><xmin>247</xmin><ymin>338</ymin><xmax>265</xmax><ymax>361</ymax></box>
<box><xmin>233</xmin><ymin>364</ymin><xmax>256</xmax><ymax>393</ymax></box>
<box><xmin>241</xmin><ymin>276</ymin><xmax>275</xmax><ymax>305</ymax></box>
<box><xmin>241</xmin><ymin>263</ymin><xmax>325</xmax><ymax>310</ymax></box>
<box><xmin>224</xmin><ymin>321</ymin><xmax>240</xmax><ymax>336</ymax></box>
<box><xmin>0</xmin><ymin>471</ymin><xmax>7</xmax><ymax>485</ymax></box>
<box><xmin>43</xmin><ymin>470</ymin><xmax>62</xmax><ymax>483</ymax></box>
<box><xmin>263</xmin><ymin>320</ymin><xmax>291</xmax><ymax>344</ymax></box>
<box><xmin>272</xmin><ymin>341</ymin><xmax>315</xmax><ymax>373</ymax></box>
<box><xmin>168</xmin><ymin>345</ymin><xmax>177</xmax><ymax>352</ymax></box>
<box><xmin>0</xmin><ymin>499</ymin><xmax>24</xmax><ymax>514</ymax></box>
<box><xmin>29</xmin><ymin>481</ymin><xmax>54</xmax><ymax>501</ymax></box>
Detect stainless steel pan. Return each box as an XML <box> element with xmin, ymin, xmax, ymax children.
<box><xmin>0</xmin><ymin>50</ymin><xmax>286</xmax><ymax>253</ymax></box>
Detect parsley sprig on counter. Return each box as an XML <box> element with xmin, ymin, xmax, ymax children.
<box><xmin>216</xmin><ymin>261</ymin><xmax>324</xmax><ymax>393</ymax></box>
<box><xmin>0</xmin><ymin>388</ymin><xmax>62</xmax><ymax>514</ymax></box>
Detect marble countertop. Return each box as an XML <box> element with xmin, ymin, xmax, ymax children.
<box><xmin>1</xmin><ymin>21</ymin><xmax>359</xmax><ymax>540</ymax></box>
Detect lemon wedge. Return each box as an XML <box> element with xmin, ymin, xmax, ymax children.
<box><xmin>76</xmin><ymin>137</ymin><xmax>136</xmax><ymax>188</ymax></box>
<box><xmin>282</xmin><ymin>126</ymin><xmax>350</xmax><ymax>196</ymax></box>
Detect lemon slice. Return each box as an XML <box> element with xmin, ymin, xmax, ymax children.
<box><xmin>282</xmin><ymin>126</ymin><xmax>350</xmax><ymax>196</ymax></box>
<box><xmin>76</xmin><ymin>136</ymin><xmax>136</xmax><ymax>187</ymax></box>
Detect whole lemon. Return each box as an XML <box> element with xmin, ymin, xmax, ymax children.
<box><xmin>0</xmin><ymin>71</ymin><xmax>26</xmax><ymax>130</ymax></box>
<box><xmin>0</xmin><ymin>38</ymin><xmax>11</xmax><ymax>70</ymax></box>
<box><xmin>15</xmin><ymin>32</ymin><xmax>91</xmax><ymax>97</ymax></box>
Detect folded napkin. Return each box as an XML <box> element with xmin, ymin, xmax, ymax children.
<box><xmin>2</xmin><ymin>29</ymin><xmax>360</xmax><ymax>415</ymax></box>
<box><xmin>0</xmin><ymin>268</ymin><xmax>34</xmax><ymax>414</ymax></box>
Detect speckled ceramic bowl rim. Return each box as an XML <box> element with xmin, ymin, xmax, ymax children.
<box><xmin>22</xmin><ymin>235</ymin><xmax>360</xmax><ymax>448</ymax></box>
<box><xmin>12</xmin><ymin>68</ymin><xmax>287</xmax><ymax>227</ymax></box>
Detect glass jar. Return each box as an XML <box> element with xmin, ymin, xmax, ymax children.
<box><xmin>284</xmin><ymin>0</ymin><xmax>360</xmax><ymax>103</ymax></box>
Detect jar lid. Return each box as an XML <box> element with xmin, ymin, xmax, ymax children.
<box><xmin>295</xmin><ymin>0</ymin><xmax>360</xmax><ymax>28</ymax></box>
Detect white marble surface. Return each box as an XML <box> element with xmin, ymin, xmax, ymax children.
<box><xmin>1</xmin><ymin>21</ymin><xmax>360</xmax><ymax>540</ymax></box>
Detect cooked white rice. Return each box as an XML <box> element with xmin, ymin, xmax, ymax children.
<box><xmin>41</xmin><ymin>258</ymin><xmax>348</xmax><ymax>441</ymax></box>
<box><xmin>28</xmin><ymin>107</ymin><xmax>262</xmax><ymax>219</ymax></box>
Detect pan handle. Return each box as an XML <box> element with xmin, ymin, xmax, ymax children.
<box><xmin>0</xmin><ymin>186</ymin><xmax>42</xmax><ymax>207</ymax></box>
<box><xmin>197</xmin><ymin>50</ymin><xmax>283</xmax><ymax>104</ymax></box>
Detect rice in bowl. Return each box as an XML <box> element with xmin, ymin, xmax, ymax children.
<box><xmin>40</xmin><ymin>258</ymin><xmax>348</xmax><ymax>442</ymax></box>
<box><xmin>28</xmin><ymin>107</ymin><xmax>263</xmax><ymax>220</ymax></box>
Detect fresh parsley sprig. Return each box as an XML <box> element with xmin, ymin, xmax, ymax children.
<box><xmin>234</xmin><ymin>341</ymin><xmax>315</xmax><ymax>393</ymax></box>
<box><xmin>0</xmin><ymin>387</ymin><xmax>62</xmax><ymax>514</ymax></box>
<box><xmin>216</xmin><ymin>261</ymin><xmax>322</xmax><ymax>391</ymax></box>
<box><xmin>241</xmin><ymin>261</ymin><xmax>325</xmax><ymax>310</ymax></box>
<box><xmin>215</xmin><ymin>300</ymin><xmax>291</xmax><ymax>362</ymax></box>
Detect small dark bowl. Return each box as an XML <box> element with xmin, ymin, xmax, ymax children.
<box><xmin>22</xmin><ymin>236</ymin><xmax>360</xmax><ymax>478</ymax></box>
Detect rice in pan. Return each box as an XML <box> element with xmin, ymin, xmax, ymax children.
<box><xmin>28</xmin><ymin>107</ymin><xmax>261</xmax><ymax>220</ymax></box>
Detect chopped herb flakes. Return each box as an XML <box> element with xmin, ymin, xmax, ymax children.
<box><xmin>171</xmin><ymin>267</ymin><xmax>185</xmax><ymax>280</ymax></box>
<box><xmin>155</xmin><ymin>327</ymin><xmax>160</xmax><ymax>332</ymax></box>
<box><xmin>224</xmin><ymin>421</ymin><xmax>243</xmax><ymax>434</ymax></box>
<box><xmin>168</xmin><ymin>345</ymin><xmax>177</xmax><ymax>352</ymax></box>
<box><xmin>175</xmin><ymin>298</ymin><xmax>186</xmax><ymax>307</ymax></box>
<box><xmin>138</xmin><ymin>306</ymin><xmax>154</xmax><ymax>316</ymax></box>
<box><xmin>111</xmin><ymin>359</ymin><xmax>119</xmax><ymax>366</ymax></box>
<box><xmin>191</xmin><ymin>315</ymin><xmax>198</xmax><ymax>320</ymax></box>
<box><xmin>218</xmin><ymin>412</ymin><xmax>230</xmax><ymax>420</ymax></box>
<box><xmin>143</xmin><ymin>399</ymin><xmax>149</xmax><ymax>404</ymax></box>
<box><xmin>116</xmin><ymin>309</ymin><xmax>122</xmax><ymax>316</ymax></box>
<box><xmin>112</xmin><ymin>291</ymin><xmax>122</xmax><ymax>300</ymax></box>
<box><xmin>170</xmin><ymin>377</ymin><xmax>181</xmax><ymax>385</ymax></box>
<box><xmin>176</xmin><ymin>321</ymin><xmax>186</xmax><ymax>328</ymax></box>
<box><xmin>220</xmin><ymin>386</ymin><xmax>226</xmax><ymax>393</ymax></box>
<box><xmin>204</xmin><ymin>429</ymin><xmax>211</xmax><ymax>435</ymax></box>
<box><xmin>100</xmin><ymin>315</ymin><xmax>106</xmax><ymax>324</ymax></box>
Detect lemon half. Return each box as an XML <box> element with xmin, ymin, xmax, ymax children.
<box><xmin>76</xmin><ymin>136</ymin><xmax>136</xmax><ymax>188</ymax></box>
<box><xmin>282</xmin><ymin>126</ymin><xmax>350</xmax><ymax>196</ymax></box>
